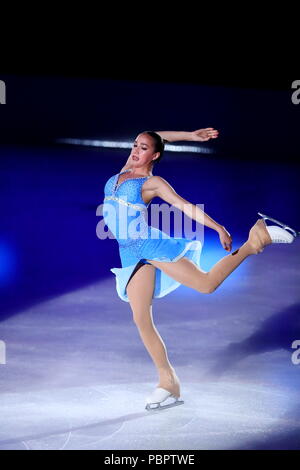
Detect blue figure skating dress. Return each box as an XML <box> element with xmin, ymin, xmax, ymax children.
<box><xmin>102</xmin><ymin>169</ymin><xmax>203</xmax><ymax>302</ymax></box>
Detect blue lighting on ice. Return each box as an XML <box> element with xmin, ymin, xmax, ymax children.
<box><xmin>0</xmin><ymin>241</ymin><xmax>17</xmax><ymax>287</ymax></box>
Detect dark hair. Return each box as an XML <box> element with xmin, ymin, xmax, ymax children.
<box><xmin>141</xmin><ymin>131</ymin><xmax>165</xmax><ymax>164</ymax></box>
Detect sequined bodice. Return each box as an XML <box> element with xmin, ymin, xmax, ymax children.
<box><xmin>104</xmin><ymin>169</ymin><xmax>151</xmax><ymax>208</ymax></box>
<box><xmin>102</xmin><ymin>170</ymin><xmax>151</xmax><ymax>247</ymax></box>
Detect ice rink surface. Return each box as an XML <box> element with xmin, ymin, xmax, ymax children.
<box><xmin>1</xmin><ymin>244</ymin><xmax>300</xmax><ymax>450</ymax></box>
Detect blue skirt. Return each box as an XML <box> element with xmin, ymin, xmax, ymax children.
<box><xmin>110</xmin><ymin>226</ymin><xmax>203</xmax><ymax>302</ymax></box>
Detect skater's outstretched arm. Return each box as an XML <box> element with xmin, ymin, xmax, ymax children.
<box><xmin>156</xmin><ymin>128</ymin><xmax>219</xmax><ymax>143</ymax></box>
<box><xmin>150</xmin><ymin>176</ymin><xmax>232</xmax><ymax>252</ymax></box>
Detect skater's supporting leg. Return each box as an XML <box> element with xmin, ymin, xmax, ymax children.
<box><xmin>126</xmin><ymin>264</ymin><xmax>181</xmax><ymax>398</ymax></box>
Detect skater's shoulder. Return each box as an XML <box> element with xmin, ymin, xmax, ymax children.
<box><xmin>143</xmin><ymin>176</ymin><xmax>187</xmax><ymax>208</ymax></box>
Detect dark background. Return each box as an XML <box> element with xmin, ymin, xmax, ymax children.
<box><xmin>0</xmin><ymin>74</ymin><xmax>299</xmax><ymax>161</ymax></box>
<box><xmin>0</xmin><ymin>74</ymin><xmax>299</xmax><ymax>320</ymax></box>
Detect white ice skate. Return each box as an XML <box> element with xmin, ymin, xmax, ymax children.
<box><xmin>145</xmin><ymin>387</ymin><xmax>184</xmax><ymax>411</ymax></box>
<box><xmin>258</xmin><ymin>212</ymin><xmax>300</xmax><ymax>243</ymax></box>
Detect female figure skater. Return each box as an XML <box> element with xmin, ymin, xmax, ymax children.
<box><xmin>102</xmin><ymin>128</ymin><xmax>297</xmax><ymax>411</ymax></box>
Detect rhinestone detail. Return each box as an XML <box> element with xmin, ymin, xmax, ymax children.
<box><xmin>103</xmin><ymin>171</ymin><xmax>152</xmax><ymax>256</ymax></box>
<box><xmin>104</xmin><ymin>195</ymin><xmax>146</xmax><ymax>211</ymax></box>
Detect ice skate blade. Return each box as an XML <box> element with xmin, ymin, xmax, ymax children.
<box><xmin>145</xmin><ymin>387</ymin><xmax>184</xmax><ymax>411</ymax></box>
<box><xmin>258</xmin><ymin>212</ymin><xmax>300</xmax><ymax>238</ymax></box>
<box><xmin>145</xmin><ymin>399</ymin><xmax>184</xmax><ymax>412</ymax></box>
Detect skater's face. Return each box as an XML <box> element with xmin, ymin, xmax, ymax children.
<box><xmin>130</xmin><ymin>134</ymin><xmax>160</xmax><ymax>167</ymax></box>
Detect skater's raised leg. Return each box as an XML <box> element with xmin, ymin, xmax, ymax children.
<box><xmin>146</xmin><ymin>219</ymin><xmax>275</xmax><ymax>294</ymax></box>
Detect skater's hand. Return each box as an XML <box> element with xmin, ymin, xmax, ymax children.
<box><xmin>190</xmin><ymin>128</ymin><xmax>219</xmax><ymax>142</ymax></box>
<box><xmin>218</xmin><ymin>226</ymin><xmax>232</xmax><ymax>252</ymax></box>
